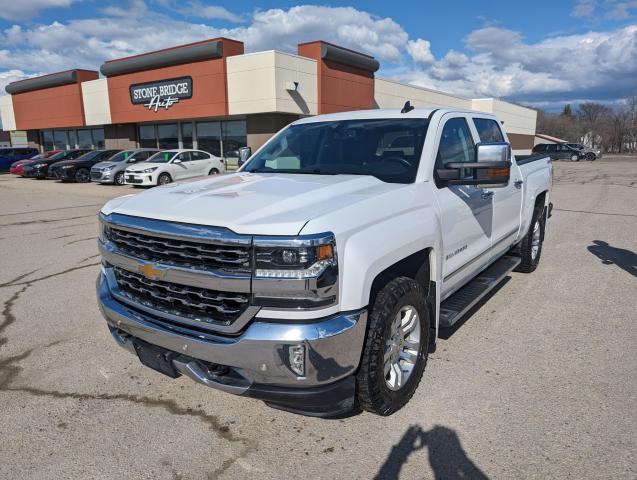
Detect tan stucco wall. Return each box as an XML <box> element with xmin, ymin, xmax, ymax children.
<box><xmin>227</xmin><ymin>51</ymin><xmax>318</xmax><ymax>116</ymax></box>
<box><xmin>81</xmin><ymin>78</ymin><xmax>112</xmax><ymax>126</ymax></box>
<box><xmin>0</xmin><ymin>95</ymin><xmax>17</xmax><ymax>131</ymax></box>
<box><xmin>374</xmin><ymin>78</ymin><xmax>471</xmax><ymax>110</ymax></box>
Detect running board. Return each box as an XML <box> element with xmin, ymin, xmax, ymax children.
<box><xmin>439</xmin><ymin>255</ymin><xmax>521</xmax><ymax>328</ymax></box>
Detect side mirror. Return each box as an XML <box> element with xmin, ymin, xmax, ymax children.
<box><xmin>437</xmin><ymin>142</ymin><xmax>511</xmax><ymax>187</ymax></box>
<box><xmin>238</xmin><ymin>146</ymin><xmax>252</xmax><ymax>167</ymax></box>
<box><xmin>172</xmin><ymin>159</ymin><xmax>182</xmax><ymax>164</ymax></box>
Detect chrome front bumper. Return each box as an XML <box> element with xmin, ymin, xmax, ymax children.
<box><xmin>97</xmin><ymin>272</ymin><xmax>367</xmax><ymax>389</ymax></box>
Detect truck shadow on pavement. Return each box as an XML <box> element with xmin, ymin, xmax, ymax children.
<box><xmin>375</xmin><ymin>424</ymin><xmax>488</xmax><ymax>480</ymax></box>
<box><xmin>587</xmin><ymin>240</ymin><xmax>637</xmax><ymax>278</ymax></box>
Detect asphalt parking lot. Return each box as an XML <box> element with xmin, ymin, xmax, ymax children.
<box><xmin>1</xmin><ymin>157</ymin><xmax>635</xmax><ymax>480</ymax></box>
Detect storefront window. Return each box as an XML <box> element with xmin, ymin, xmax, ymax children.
<box><xmin>181</xmin><ymin>122</ymin><xmax>194</xmax><ymax>149</ymax></box>
<box><xmin>222</xmin><ymin>120</ymin><xmax>247</xmax><ymax>170</ymax></box>
<box><xmin>196</xmin><ymin>122</ymin><xmax>222</xmax><ymax>157</ymax></box>
<box><xmin>157</xmin><ymin>123</ymin><xmax>178</xmax><ymax>149</ymax></box>
<box><xmin>42</xmin><ymin>130</ymin><xmax>54</xmax><ymax>151</ymax></box>
<box><xmin>78</xmin><ymin>130</ymin><xmax>93</xmax><ymax>149</ymax></box>
<box><xmin>92</xmin><ymin>128</ymin><xmax>105</xmax><ymax>149</ymax></box>
<box><xmin>54</xmin><ymin>130</ymin><xmax>68</xmax><ymax>150</ymax></box>
<box><xmin>139</xmin><ymin>125</ymin><xmax>156</xmax><ymax>148</ymax></box>
<box><xmin>67</xmin><ymin>130</ymin><xmax>78</xmax><ymax>149</ymax></box>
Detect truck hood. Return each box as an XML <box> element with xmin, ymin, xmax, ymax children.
<box><xmin>102</xmin><ymin>172</ymin><xmax>402</xmax><ymax>235</ymax></box>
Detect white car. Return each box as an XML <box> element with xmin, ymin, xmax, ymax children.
<box><xmin>123</xmin><ymin>149</ymin><xmax>224</xmax><ymax>186</ymax></box>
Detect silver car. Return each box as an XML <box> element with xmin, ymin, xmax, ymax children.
<box><xmin>91</xmin><ymin>149</ymin><xmax>159</xmax><ymax>185</ymax></box>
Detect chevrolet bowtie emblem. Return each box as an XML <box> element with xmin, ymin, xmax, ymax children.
<box><xmin>138</xmin><ymin>263</ymin><xmax>165</xmax><ymax>280</ymax></box>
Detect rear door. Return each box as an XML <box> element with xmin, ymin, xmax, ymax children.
<box><xmin>191</xmin><ymin>150</ymin><xmax>212</xmax><ymax>175</ymax></box>
<box><xmin>472</xmin><ymin>116</ymin><xmax>523</xmax><ymax>258</ymax></box>
<box><xmin>435</xmin><ymin>114</ymin><xmax>494</xmax><ymax>298</ymax></box>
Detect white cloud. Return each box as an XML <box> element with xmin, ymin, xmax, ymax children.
<box><xmin>0</xmin><ymin>0</ymin><xmax>76</xmax><ymax>21</ymax></box>
<box><xmin>605</xmin><ymin>0</ymin><xmax>637</xmax><ymax>19</ymax></box>
<box><xmin>571</xmin><ymin>0</ymin><xmax>597</xmax><ymax>17</ymax></box>
<box><xmin>406</xmin><ymin>38</ymin><xmax>434</xmax><ymax>65</ymax></box>
<box><xmin>182</xmin><ymin>2</ymin><xmax>243</xmax><ymax>22</ymax></box>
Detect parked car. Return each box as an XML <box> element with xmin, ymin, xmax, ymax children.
<box><xmin>566</xmin><ymin>143</ymin><xmax>601</xmax><ymax>161</ymax></box>
<box><xmin>10</xmin><ymin>150</ymin><xmax>62</xmax><ymax>176</ymax></box>
<box><xmin>0</xmin><ymin>147</ymin><xmax>39</xmax><ymax>172</ymax></box>
<box><xmin>97</xmin><ymin>107</ymin><xmax>553</xmax><ymax>417</ymax></box>
<box><xmin>49</xmin><ymin>150</ymin><xmax>121</xmax><ymax>183</ymax></box>
<box><xmin>123</xmin><ymin>149</ymin><xmax>224</xmax><ymax>186</ymax></box>
<box><xmin>22</xmin><ymin>150</ymin><xmax>92</xmax><ymax>179</ymax></box>
<box><xmin>532</xmin><ymin>143</ymin><xmax>582</xmax><ymax>161</ymax></box>
<box><xmin>91</xmin><ymin>149</ymin><xmax>159</xmax><ymax>185</ymax></box>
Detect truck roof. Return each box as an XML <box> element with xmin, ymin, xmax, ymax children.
<box><xmin>294</xmin><ymin>108</ymin><xmax>495</xmax><ymax>124</ymax></box>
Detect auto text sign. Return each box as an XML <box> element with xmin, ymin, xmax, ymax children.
<box><xmin>129</xmin><ymin>76</ymin><xmax>193</xmax><ymax>112</ymax></box>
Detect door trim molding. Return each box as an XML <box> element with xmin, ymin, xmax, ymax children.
<box><xmin>443</xmin><ymin>228</ymin><xmax>518</xmax><ymax>282</ymax></box>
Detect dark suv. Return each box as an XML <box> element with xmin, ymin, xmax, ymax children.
<box><xmin>532</xmin><ymin>143</ymin><xmax>583</xmax><ymax>161</ymax></box>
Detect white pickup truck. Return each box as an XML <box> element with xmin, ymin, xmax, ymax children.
<box><xmin>97</xmin><ymin>107</ymin><xmax>552</xmax><ymax>417</ymax></box>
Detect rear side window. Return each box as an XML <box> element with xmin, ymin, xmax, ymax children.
<box><xmin>473</xmin><ymin>118</ymin><xmax>504</xmax><ymax>143</ymax></box>
<box><xmin>191</xmin><ymin>151</ymin><xmax>209</xmax><ymax>161</ymax></box>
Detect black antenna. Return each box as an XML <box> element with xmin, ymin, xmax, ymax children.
<box><xmin>401</xmin><ymin>101</ymin><xmax>414</xmax><ymax>113</ymax></box>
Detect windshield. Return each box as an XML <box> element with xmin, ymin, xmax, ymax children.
<box><xmin>108</xmin><ymin>150</ymin><xmax>136</xmax><ymax>163</ymax></box>
<box><xmin>46</xmin><ymin>152</ymin><xmax>66</xmax><ymax>160</ymax></box>
<box><xmin>243</xmin><ymin>118</ymin><xmax>429</xmax><ymax>183</ymax></box>
<box><xmin>147</xmin><ymin>151</ymin><xmax>177</xmax><ymax>163</ymax></box>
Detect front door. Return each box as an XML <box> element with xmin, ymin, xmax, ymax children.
<box><xmin>435</xmin><ymin>115</ymin><xmax>494</xmax><ymax>299</ymax></box>
<box><xmin>172</xmin><ymin>152</ymin><xmax>193</xmax><ymax>180</ymax></box>
<box><xmin>471</xmin><ymin>116</ymin><xmax>523</xmax><ymax>257</ymax></box>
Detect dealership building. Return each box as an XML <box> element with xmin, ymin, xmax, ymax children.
<box><xmin>0</xmin><ymin>37</ymin><xmax>537</xmax><ymax>166</ymax></box>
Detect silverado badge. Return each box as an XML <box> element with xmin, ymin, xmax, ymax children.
<box><xmin>138</xmin><ymin>263</ymin><xmax>165</xmax><ymax>281</ymax></box>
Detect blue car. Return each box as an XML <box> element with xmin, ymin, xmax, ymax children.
<box><xmin>0</xmin><ymin>147</ymin><xmax>39</xmax><ymax>172</ymax></box>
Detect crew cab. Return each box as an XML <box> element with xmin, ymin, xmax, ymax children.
<box><xmin>97</xmin><ymin>108</ymin><xmax>552</xmax><ymax>417</ymax></box>
<box><xmin>123</xmin><ymin>149</ymin><xmax>224</xmax><ymax>186</ymax></box>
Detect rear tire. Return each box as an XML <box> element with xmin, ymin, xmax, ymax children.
<box><xmin>515</xmin><ymin>206</ymin><xmax>545</xmax><ymax>273</ymax></box>
<box><xmin>75</xmin><ymin>168</ymin><xmax>90</xmax><ymax>183</ymax></box>
<box><xmin>208</xmin><ymin>168</ymin><xmax>219</xmax><ymax>175</ymax></box>
<box><xmin>114</xmin><ymin>171</ymin><xmax>125</xmax><ymax>185</ymax></box>
<box><xmin>157</xmin><ymin>173</ymin><xmax>172</xmax><ymax>185</ymax></box>
<box><xmin>356</xmin><ymin>277</ymin><xmax>430</xmax><ymax>416</ymax></box>
<box><xmin>585</xmin><ymin>152</ymin><xmax>596</xmax><ymax>161</ymax></box>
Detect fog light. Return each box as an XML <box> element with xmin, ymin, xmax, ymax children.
<box><xmin>288</xmin><ymin>344</ymin><xmax>305</xmax><ymax>377</ymax></box>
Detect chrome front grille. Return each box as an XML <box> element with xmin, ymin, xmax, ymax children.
<box><xmin>106</xmin><ymin>226</ymin><xmax>251</xmax><ymax>273</ymax></box>
<box><xmin>113</xmin><ymin>267</ymin><xmax>249</xmax><ymax>327</ymax></box>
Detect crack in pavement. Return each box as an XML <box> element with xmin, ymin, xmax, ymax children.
<box><xmin>0</xmin><ymin>214</ymin><xmax>95</xmax><ymax>227</ymax></box>
<box><xmin>0</xmin><ymin>204</ymin><xmax>101</xmax><ymax>217</ymax></box>
<box><xmin>64</xmin><ymin>236</ymin><xmax>96</xmax><ymax>246</ymax></box>
<box><xmin>0</xmin><ymin>265</ymin><xmax>258</xmax><ymax>478</ymax></box>
<box><xmin>553</xmin><ymin>208</ymin><xmax>637</xmax><ymax>218</ymax></box>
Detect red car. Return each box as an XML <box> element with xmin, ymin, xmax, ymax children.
<box><xmin>10</xmin><ymin>150</ymin><xmax>61</xmax><ymax>176</ymax></box>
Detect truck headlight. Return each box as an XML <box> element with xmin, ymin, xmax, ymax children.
<box><xmin>255</xmin><ymin>244</ymin><xmax>335</xmax><ymax>278</ymax></box>
<box><xmin>252</xmin><ymin>234</ymin><xmax>338</xmax><ymax>309</ymax></box>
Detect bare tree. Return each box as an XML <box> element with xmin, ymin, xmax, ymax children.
<box><xmin>577</xmin><ymin>102</ymin><xmax>613</xmax><ymax>149</ymax></box>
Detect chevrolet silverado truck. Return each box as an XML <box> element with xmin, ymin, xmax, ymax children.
<box><xmin>97</xmin><ymin>107</ymin><xmax>552</xmax><ymax>417</ymax></box>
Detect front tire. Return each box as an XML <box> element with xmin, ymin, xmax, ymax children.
<box><xmin>75</xmin><ymin>168</ymin><xmax>90</xmax><ymax>183</ymax></box>
<box><xmin>157</xmin><ymin>173</ymin><xmax>172</xmax><ymax>185</ymax></box>
<box><xmin>570</xmin><ymin>154</ymin><xmax>579</xmax><ymax>161</ymax></box>
<box><xmin>356</xmin><ymin>277</ymin><xmax>430</xmax><ymax>416</ymax></box>
<box><xmin>515</xmin><ymin>206</ymin><xmax>545</xmax><ymax>273</ymax></box>
<box><xmin>114</xmin><ymin>171</ymin><xmax>125</xmax><ymax>185</ymax></box>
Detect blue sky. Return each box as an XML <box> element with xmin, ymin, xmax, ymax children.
<box><xmin>0</xmin><ymin>0</ymin><xmax>636</xmax><ymax>110</ymax></box>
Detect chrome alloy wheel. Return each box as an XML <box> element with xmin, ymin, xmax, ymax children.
<box><xmin>531</xmin><ymin>219</ymin><xmax>541</xmax><ymax>260</ymax></box>
<box><xmin>384</xmin><ymin>305</ymin><xmax>421</xmax><ymax>391</ymax></box>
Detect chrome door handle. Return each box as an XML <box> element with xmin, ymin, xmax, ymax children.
<box><xmin>514</xmin><ymin>180</ymin><xmax>523</xmax><ymax>189</ymax></box>
<box><xmin>481</xmin><ymin>190</ymin><xmax>494</xmax><ymax>200</ymax></box>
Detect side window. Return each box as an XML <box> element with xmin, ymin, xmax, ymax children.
<box><xmin>176</xmin><ymin>152</ymin><xmax>191</xmax><ymax>162</ymax></box>
<box><xmin>473</xmin><ymin>118</ymin><xmax>504</xmax><ymax>143</ymax></box>
<box><xmin>435</xmin><ymin>117</ymin><xmax>476</xmax><ymax>183</ymax></box>
<box><xmin>191</xmin><ymin>151</ymin><xmax>208</xmax><ymax>161</ymax></box>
